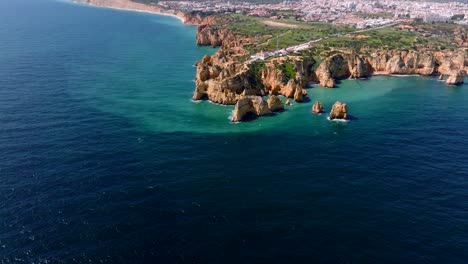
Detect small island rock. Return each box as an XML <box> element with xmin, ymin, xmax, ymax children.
<box><xmin>267</xmin><ymin>95</ymin><xmax>284</xmax><ymax>112</ymax></box>
<box><xmin>231</xmin><ymin>96</ymin><xmax>271</xmax><ymax>122</ymax></box>
<box><xmin>312</xmin><ymin>101</ymin><xmax>323</xmax><ymax>114</ymax></box>
<box><xmin>329</xmin><ymin>101</ymin><xmax>348</xmax><ymax>120</ymax></box>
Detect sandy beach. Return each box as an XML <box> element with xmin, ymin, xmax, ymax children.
<box><xmin>72</xmin><ymin>0</ymin><xmax>186</xmax><ymax>23</ymax></box>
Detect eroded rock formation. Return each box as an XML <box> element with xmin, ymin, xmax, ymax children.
<box><xmin>316</xmin><ymin>53</ymin><xmax>372</xmax><ymax>87</ymax></box>
<box><xmin>446</xmin><ymin>70</ymin><xmax>465</xmax><ymax>85</ymax></box>
<box><xmin>312</xmin><ymin>101</ymin><xmax>323</xmax><ymax>114</ymax></box>
<box><xmin>183</xmin><ymin>12</ymin><xmax>216</xmax><ymax>26</ymax></box>
<box><xmin>194</xmin><ymin>24</ymin><xmax>466</xmax><ymax>122</ymax></box>
<box><xmin>194</xmin><ymin>47</ymin><xmax>466</xmax><ymax>108</ymax></box>
<box><xmin>371</xmin><ymin>50</ymin><xmax>437</xmax><ymax>75</ymax></box>
<box><xmin>230</xmin><ymin>96</ymin><xmax>271</xmax><ymax>122</ymax></box>
<box><xmin>196</xmin><ymin>25</ymin><xmax>234</xmax><ymax>47</ymax></box>
<box><xmin>261</xmin><ymin>57</ymin><xmax>316</xmax><ymax>98</ymax></box>
<box><xmin>267</xmin><ymin>95</ymin><xmax>284</xmax><ymax>112</ymax></box>
<box><xmin>329</xmin><ymin>101</ymin><xmax>348</xmax><ymax>120</ymax></box>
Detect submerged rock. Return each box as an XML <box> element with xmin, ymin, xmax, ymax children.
<box><xmin>329</xmin><ymin>101</ymin><xmax>348</xmax><ymax>120</ymax></box>
<box><xmin>267</xmin><ymin>95</ymin><xmax>284</xmax><ymax>112</ymax></box>
<box><xmin>446</xmin><ymin>70</ymin><xmax>465</xmax><ymax>85</ymax></box>
<box><xmin>231</xmin><ymin>96</ymin><xmax>271</xmax><ymax>122</ymax></box>
<box><xmin>312</xmin><ymin>101</ymin><xmax>323</xmax><ymax>114</ymax></box>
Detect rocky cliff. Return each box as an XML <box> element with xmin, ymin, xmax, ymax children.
<box><xmin>196</xmin><ymin>25</ymin><xmax>235</xmax><ymax>46</ymax></box>
<box><xmin>193</xmin><ymin>21</ymin><xmax>466</xmax><ymax>110</ymax></box>
<box><xmin>192</xmin><ymin>42</ymin><xmax>259</xmax><ymax>105</ymax></box>
<box><xmin>370</xmin><ymin>50</ymin><xmax>437</xmax><ymax>76</ymax></box>
<box><xmin>194</xmin><ymin>47</ymin><xmax>466</xmax><ymax>105</ymax></box>
<box><xmin>193</xmin><ymin>39</ymin><xmax>317</xmax><ymax>105</ymax></box>
<box><xmin>329</xmin><ymin>101</ymin><xmax>348</xmax><ymax>120</ymax></box>
<box><xmin>183</xmin><ymin>12</ymin><xmax>216</xmax><ymax>26</ymax></box>
<box><xmin>315</xmin><ymin>53</ymin><xmax>372</xmax><ymax>87</ymax></box>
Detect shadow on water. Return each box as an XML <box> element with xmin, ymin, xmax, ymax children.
<box><xmin>301</xmin><ymin>96</ymin><xmax>312</xmax><ymax>103</ymax></box>
<box><xmin>236</xmin><ymin>109</ymin><xmax>289</xmax><ymax>123</ymax></box>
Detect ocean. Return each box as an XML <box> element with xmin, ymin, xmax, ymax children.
<box><xmin>1</xmin><ymin>0</ymin><xmax>468</xmax><ymax>263</ymax></box>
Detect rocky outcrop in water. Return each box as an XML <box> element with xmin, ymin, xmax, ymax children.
<box><xmin>267</xmin><ymin>95</ymin><xmax>284</xmax><ymax>112</ymax></box>
<box><xmin>446</xmin><ymin>70</ymin><xmax>465</xmax><ymax>85</ymax></box>
<box><xmin>329</xmin><ymin>101</ymin><xmax>348</xmax><ymax>120</ymax></box>
<box><xmin>312</xmin><ymin>101</ymin><xmax>323</xmax><ymax>114</ymax></box>
<box><xmin>231</xmin><ymin>96</ymin><xmax>271</xmax><ymax>122</ymax></box>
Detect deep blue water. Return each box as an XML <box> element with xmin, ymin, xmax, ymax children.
<box><xmin>1</xmin><ymin>0</ymin><xmax>468</xmax><ymax>263</ymax></box>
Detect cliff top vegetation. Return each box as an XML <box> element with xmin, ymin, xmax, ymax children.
<box><xmin>214</xmin><ymin>14</ymin><xmax>466</xmax><ymax>60</ymax></box>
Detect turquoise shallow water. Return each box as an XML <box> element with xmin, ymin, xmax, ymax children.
<box><xmin>1</xmin><ymin>0</ymin><xmax>468</xmax><ymax>263</ymax></box>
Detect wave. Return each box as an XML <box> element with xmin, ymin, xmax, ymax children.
<box><xmin>391</xmin><ymin>74</ymin><xmax>421</xmax><ymax>77</ymax></box>
<box><xmin>327</xmin><ymin>117</ymin><xmax>349</xmax><ymax>122</ymax></box>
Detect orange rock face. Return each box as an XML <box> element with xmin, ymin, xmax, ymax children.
<box><xmin>312</xmin><ymin>101</ymin><xmax>323</xmax><ymax>114</ymax></box>
<box><xmin>329</xmin><ymin>101</ymin><xmax>348</xmax><ymax>120</ymax></box>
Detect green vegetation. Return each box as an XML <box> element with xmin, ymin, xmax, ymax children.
<box><xmin>317</xmin><ymin>27</ymin><xmax>419</xmax><ymax>51</ymax></box>
<box><xmin>211</xmin><ymin>14</ymin><xmax>465</xmax><ymax>63</ymax></box>
<box><xmin>355</xmin><ymin>12</ymin><xmax>393</xmax><ymax>19</ymax></box>
<box><xmin>247</xmin><ymin>60</ymin><xmax>266</xmax><ymax>87</ymax></box>
<box><xmin>314</xmin><ymin>24</ymin><xmax>461</xmax><ymax>52</ymax></box>
<box><xmin>220</xmin><ymin>14</ymin><xmax>356</xmax><ymax>54</ymax></box>
<box><xmin>279</xmin><ymin>61</ymin><xmax>296</xmax><ymax>80</ymax></box>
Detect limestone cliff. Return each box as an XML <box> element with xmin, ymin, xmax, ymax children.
<box><xmin>230</xmin><ymin>96</ymin><xmax>271</xmax><ymax>122</ymax></box>
<box><xmin>183</xmin><ymin>12</ymin><xmax>216</xmax><ymax>26</ymax></box>
<box><xmin>193</xmin><ymin>45</ymin><xmax>315</xmax><ymax>104</ymax></box>
<box><xmin>316</xmin><ymin>49</ymin><xmax>466</xmax><ymax>88</ymax></box>
<box><xmin>196</xmin><ymin>25</ymin><xmax>234</xmax><ymax>47</ymax></box>
<box><xmin>329</xmin><ymin>101</ymin><xmax>348</xmax><ymax>120</ymax></box>
<box><xmin>260</xmin><ymin>57</ymin><xmax>315</xmax><ymax>100</ymax></box>
<box><xmin>315</xmin><ymin>53</ymin><xmax>372</xmax><ymax>87</ymax></box>
<box><xmin>454</xmin><ymin>28</ymin><xmax>468</xmax><ymax>47</ymax></box>
<box><xmin>194</xmin><ymin>21</ymin><xmax>466</xmax><ymax>108</ymax></box>
<box><xmin>370</xmin><ymin>50</ymin><xmax>437</xmax><ymax>75</ymax></box>
<box><xmin>446</xmin><ymin>70</ymin><xmax>465</xmax><ymax>85</ymax></box>
<box><xmin>194</xmin><ymin>47</ymin><xmax>466</xmax><ymax>107</ymax></box>
<box><xmin>192</xmin><ymin>41</ymin><xmax>260</xmax><ymax>105</ymax></box>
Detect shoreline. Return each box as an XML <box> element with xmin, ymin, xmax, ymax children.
<box><xmin>71</xmin><ymin>0</ymin><xmax>186</xmax><ymax>23</ymax></box>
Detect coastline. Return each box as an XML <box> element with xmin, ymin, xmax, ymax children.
<box><xmin>71</xmin><ymin>0</ymin><xmax>186</xmax><ymax>23</ymax></box>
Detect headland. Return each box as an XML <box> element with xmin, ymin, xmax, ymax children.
<box><xmin>72</xmin><ymin>0</ymin><xmax>468</xmax><ymax>122</ymax></box>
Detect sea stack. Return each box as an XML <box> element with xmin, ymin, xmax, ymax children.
<box><xmin>312</xmin><ymin>101</ymin><xmax>323</xmax><ymax>114</ymax></box>
<box><xmin>267</xmin><ymin>95</ymin><xmax>284</xmax><ymax>112</ymax></box>
<box><xmin>294</xmin><ymin>87</ymin><xmax>306</xmax><ymax>102</ymax></box>
<box><xmin>231</xmin><ymin>96</ymin><xmax>271</xmax><ymax>122</ymax></box>
<box><xmin>329</xmin><ymin>101</ymin><xmax>348</xmax><ymax>120</ymax></box>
